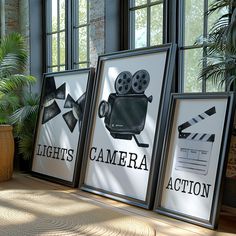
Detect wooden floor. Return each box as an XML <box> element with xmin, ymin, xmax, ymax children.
<box><xmin>72</xmin><ymin>189</ymin><xmax>236</xmax><ymax>236</ymax></box>
<box><xmin>5</xmin><ymin>173</ymin><xmax>236</xmax><ymax>235</ymax></box>
<box><xmin>25</xmin><ymin>174</ymin><xmax>236</xmax><ymax>236</ymax></box>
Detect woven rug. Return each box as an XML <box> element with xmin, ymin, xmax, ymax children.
<box><xmin>0</xmin><ymin>173</ymin><xmax>155</xmax><ymax>236</ymax></box>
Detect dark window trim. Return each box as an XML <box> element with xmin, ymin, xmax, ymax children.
<box><xmin>43</xmin><ymin>0</ymin><xmax>90</xmax><ymax>72</ymax></box>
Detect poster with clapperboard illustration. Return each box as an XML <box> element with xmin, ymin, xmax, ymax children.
<box><xmin>154</xmin><ymin>93</ymin><xmax>236</xmax><ymax>229</ymax></box>
<box><xmin>79</xmin><ymin>44</ymin><xmax>176</xmax><ymax>208</ymax></box>
<box><xmin>31</xmin><ymin>69</ymin><xmax>94</xmax><ymax>187</ymax></box>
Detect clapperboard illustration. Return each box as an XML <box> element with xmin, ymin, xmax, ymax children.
<box><xmin>175</xmin><ymin>107</ymin><xmax>216</xmax><ymax>175</ymax></box>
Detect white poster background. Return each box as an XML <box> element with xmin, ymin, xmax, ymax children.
<box><xmin>84</xmin><ymin>52</ymin><xmax>167</xmax><ymax>201</ymax></box>
<box><xmin>32</xmin><ymin>72</ymin><xmax>89</xmax><ymax>182</ymax></box>
<box><xmin>160</xmin><ymin>98</ymin><xmax>228</xmax><ymax>220</ymax></box>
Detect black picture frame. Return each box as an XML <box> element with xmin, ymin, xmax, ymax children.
<box><xmin>154</xmin><ymin>93</ymin><xmax>236</xmax><ymax>229</ymax></box>
<box><xmin>31</xmin><ymin>68</ymin><xmax>95</xmax><ymax>187</ymax></box>
<box><xmin>79</xmin><ymin>44</ymin><xmax>176</xmax><ymax>208</ymax></box>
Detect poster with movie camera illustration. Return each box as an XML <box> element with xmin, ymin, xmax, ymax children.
<box><xmin>80</xmin><ymin>45</ymin><xmax>176</xmax><ymax>207</ymax></box>
<box><xmin>32</xmin><ymin>69</ymin><xmax>94</xmax><ymax>186</ymax></box>
<box><xmin>154</xmin><ymin>94</ymin><xmax>235</xmax><ymax>228</ymax></box>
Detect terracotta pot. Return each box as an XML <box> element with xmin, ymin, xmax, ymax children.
<box><xmin>0</xmin><ymin>125</ymin><xmax>14</xmax><ymax>181</ymax></box>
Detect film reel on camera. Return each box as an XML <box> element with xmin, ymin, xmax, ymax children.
<box><xmin>132</xmin><ymin>70</ymin><xmax>150</xmax><ymax>94</ymax></box>
<box><xmin>115</xmin><ymin>70</ymin><xmax>150</xmax><ymax>95</ymax></box>
<box><xmin>114</xmin><ymin>71</ymin><xmax>132</xmax><ymax>95</ymax></box>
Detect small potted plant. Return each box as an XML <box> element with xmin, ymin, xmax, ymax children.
<box><xmin>0</xmin><ymin>32</ymin><xmax>36</xmax><ymax>181</ymax></box>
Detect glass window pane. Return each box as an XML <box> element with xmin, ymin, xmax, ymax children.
<box><xmin>184</xmin><ymin>0</ymin><xmax>204</xmax><ymax>46</ymax></box>
<box><xmin>52</xmin><ymin>66</ymin><xmax>58</xmax><ymax>72</ymax></box>
<box><xmin>60</xmin><ymin>66</ymin><xmax>65</xmax><ymax>71</ymax></box>
<box><xmin>79</xmin><ymin>63</ymin><xmax>87</xmax><ymax>69</ymax></box>
<box><xmin>131</xmin><ymin>0</ymin><xmax>147</xmax><ymax>7</ymax></box>
<box><xmin>79</xmin><ymin>27</ymin><xmax>88</xmax><ymax>62</ymax></box>
<box><xmin>60</xmin><ymin>32</ymin><xmax>65</xmax><ymax>65</ymax></box>
<box><xmin>150</xmin><ymin>4</ymin><xmax>163</xmax><ymax>46</ymax></box>
<box><xmin>134</xmin><ymin>8</ymin><xmax>147</xmax><ymax>48</ymax></box>
<box><xmin>59</xmin><ymin>0</ymin><xmax>65</xmax><ymax>30</ymax></box>
<box><xmin>52</xmin><ymin>33</ymin><xmax>58</xmax><ymax>66</ymax></box>
<box><xmin>150</xmin><ymin>0</ymin><xmax>159</xmax><ymax>2</ymax></box>
<box><xmin>79</xmin><ymin>0</ymin><xmax>87</xmax><ymax>25</ymax></box>
<box><xmin>51</xmin><ymin>0</ymin><xmax>58</xmax><ymax>32</ymax></box>
<box><xmin>183</xmin><ymin>48</ymin><xmax>203</xmax><ymax>92</ymax></box>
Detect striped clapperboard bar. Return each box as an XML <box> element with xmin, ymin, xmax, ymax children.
<box><xmin>175</xmin><ymin>107</ymin><xmax>216</xmax><ymax>175</ymax></box>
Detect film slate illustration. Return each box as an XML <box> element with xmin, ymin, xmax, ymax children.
<box><xmin>98</xmin><ymin>70</ymin><xmax>153</xmax><ymax>148</ymax></box>
<box><xmin>175</xmin><ymin>107</ymin><xmax>216</xmax><ymax>175</ymax></box>
<box><xmin>42</xmin><ymin>76</ymin><xmax>86</xmax><ymax>133</ymax></box>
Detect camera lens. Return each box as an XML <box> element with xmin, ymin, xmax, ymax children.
<box><xmin>98</xmin><ymin>100</ymin><xmax>110</xmax><ymax>118</ymax></box>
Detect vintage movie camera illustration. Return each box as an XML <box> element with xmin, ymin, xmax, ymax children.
<box><xmin>98</xmin><ymin>70</ymin><xmax>153</xmax><ymax>148</ymax></box>
<box><xmin>175</xmin><ymin>107</ymin><xmax>216</xmax><ymax>175</ymax></box>
<box><xmin>41</xmin><ymin>76</ymin><xmax>86</xmax><ymax>133</ymax></box>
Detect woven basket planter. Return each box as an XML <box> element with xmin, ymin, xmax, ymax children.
<box><xmin>0</xmin><ymin>125</ymin><xmax>14</xmax><ymax>181</ymax></box>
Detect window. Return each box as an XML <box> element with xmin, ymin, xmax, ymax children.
<box><xmin>127</xmin><ymin>0</ymin><xmax>225</xmax><ymax>92</ymax></box>
<box><xmin>179</xmin><ymin>0</ymin><xmax>225</xmax><ymax>92</ymax></box>
<box><xmin>45</xmin><ymin>0</ymin><xmax>89</xmax><ymax>72</ymax></box>
<box><xmin>129</xmin><ymin>0</ymin><xmax>164</xmax><ymax>49</ymax></box>
<box><xmin>72</xmin><ymin>0</ymin><xmax>90</xmax><ymax>69</ymax></box>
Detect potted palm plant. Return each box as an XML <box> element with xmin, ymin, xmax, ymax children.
<box><xmin>0</xmin><ymin>32</ymin><xmax>36</xmax><ymax>180</ymax></box>
<box><xmin>198</xmin><ymin>0</ymin><xmax>236</xmax><ymax>207</ymax></box>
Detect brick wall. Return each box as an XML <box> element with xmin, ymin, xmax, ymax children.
<box><xmin>1</xmin><ymin>0</ymin><xmax>19</xmax><ymax>36</ymax></box>
<box><xmin>89</xmin><ymin>0</ymin><xmax>105</xmax><ymax>67</ymax></box>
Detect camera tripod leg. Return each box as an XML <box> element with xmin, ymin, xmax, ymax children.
<box><xmin>133</xmin><ymin>135</ymin><xmax>149</xmax><ymax>148</ymax></box>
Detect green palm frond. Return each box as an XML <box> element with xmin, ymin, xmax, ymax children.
<box><xmin>207</xmin><ymin>0</ymin><xmax>236</xmax><ymax>15</ymax></box>
<box><xmin>0</xmin><ymin>75</ymin><xmax>35</xmax><ymax>93</ymax></box>
<box><xmin>10</xmin><ymin>92</ymin><xmax>40</xmax><ymax>160</ymax></box>
<box><xmin>0</xmin><ymin>33</ymin><xmax>37</xmax><ymax>124</ymax></box>
<box><xmin>9</xmin><ymin>93</ymin><xmax>39</xmax><ymax>125</ymax></box>
<box><xmin>17</xmin><ymin>134</ymin><xmax>34</xmax><ymax>160</ymax></box>
<box><xmin>0</xmin><ymin>91</ymin><xmax>20</xmax><ymax>110</ymax></box>
<box><xmin>0</xmin><ymin>33</ymin><xmax>28</xmax><ymax>75</ymax></box>
<box><xmin>198</xmin><ymin>0</ymin><xmax>236</xmax><ymax>88</ymax></box>
<box><xmin>200</xmin><ymin>60</ymin><xmax>227</xmax><ymax>81</ymax></box>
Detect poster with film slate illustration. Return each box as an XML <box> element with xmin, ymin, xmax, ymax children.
<box><xmin>32</xmin><ymin>69</ymin><xmax>94</xmax><ymax>186</ymax></box>
<box><xmin>155</xmin><ymin>94</ymin><xmax>235</xmax><ymax>228</ymax></box>
<box><xmin>80</xmin><ymin>45</ymin><xmax>176</xmax><ymax>207</ymax></box>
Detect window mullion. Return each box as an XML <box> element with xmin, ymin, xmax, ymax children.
<box><xmin>86</xmin><ymin>0</ymin><xmax>90</xmax><ymax>67</ymax></box>
<box><xmin>67</xmin><ymin>0</ymin><xmax>72</xmax><ymax>70</ymax></box>
<box><xmin>57</xmin><ymin>0</ymin><xmax>60</xmax><ymax>71</ymax></box>
<box><xmin>202</xmin><ymin>0</ymin><xmax>208</xmax><ymax>92</ymax></box>
<box><xmin>147</xmin><ymin>1</ymin><xmax>151</xmax><ymax>46</ymax></box>
<box><xmin>178</xmin><ymin>0</ymin><xmax>185</xmax><ymax>92</ymax></box>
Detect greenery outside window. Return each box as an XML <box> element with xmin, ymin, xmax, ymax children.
<box><xmin>128</xmin><ymin>0</ymin><xmax>226</xmax><ymax>92</ymax></box>
<box><xmin>129</xmin><ymin>0</ymin><xmax>164</xmax><ymax>49</ymax></box>
<box><xmin>45</xmin><ymin>0</ymin><xmax>89</xmax><ymax>72</ymax></box>
<box><xmin>179</xmin><ymin>0</ymin><xmax>226</xmax><ymax>92</ymax></box>
<box><xmin>73</xmin><ymin>0</ymin><xmax>90</xmax><ymax>69</ymax></box>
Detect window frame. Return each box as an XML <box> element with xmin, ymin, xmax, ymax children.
<box><xmin>124</xmin><ymin>0</ymin><xmax>226</xmax><ymax>93</ymax></box>
<box><xmin>178</xmin><ymin>0</ymin><xmax>210</xmax><ymax>93</ymax></box>
<box><xmin>128</xmin><ymin>0</ymin><xmax>165</xmax><ymax>49</ymax></box>
<box><xmin>44</xmin><ymin>0</ymin><xmax>90</xmax><ymax>73</ymax></box>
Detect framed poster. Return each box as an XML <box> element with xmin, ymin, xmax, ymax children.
<box><xmin>31</xmin><ymin>69</ymin><xmax>95</xmax><ymax>187</ymax></box>
<box><xmin>154</xmin><ymin>93</ymin><xmax>236</xmax><ymax>228</ymax></box>
<box><xmin>79</xmin><ymin>44</ymin><xmax>176</xmax><ymax>208</ymax></box>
